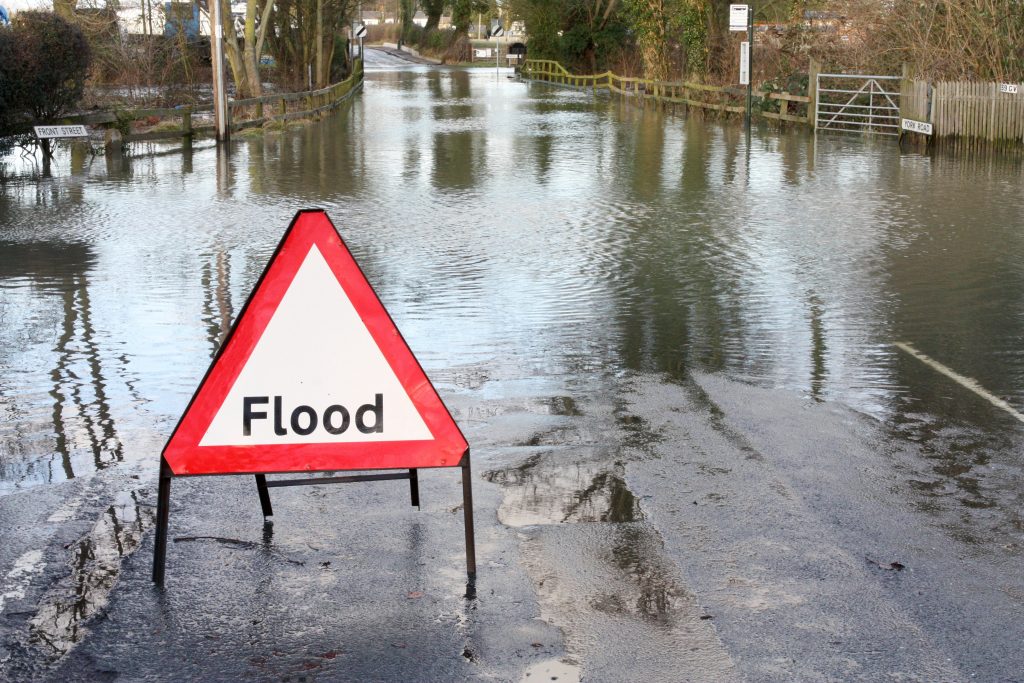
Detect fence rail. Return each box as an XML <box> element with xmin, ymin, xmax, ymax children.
<box><xmin>520</xmin><ymin>59</ymin><xmax>811</xmax><ymax>124</ymax></box>
<box><xmin>816</xmin><ymin>74</ymin><xmax>902</xmax><ymax>136</ymax></box>
<box><xmin>522</xmin><ymin>59</ymin><xmax>1024</xmax><ymax>152</ymax></box>
<box><xmin>52</xmin><ymin>60</ymin><xmax>364</xmax><ymax>145</ymax></box>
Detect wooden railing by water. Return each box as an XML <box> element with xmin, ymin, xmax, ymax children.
<box><xmin>57</xmin><ymin>60</ymin><xmax>364</xmax><ymax>144</ymax></box>
<box><xmin>522</xmin><ymin>60</ymin><xmax>1024</xmax><ymax>153</ymax></box>
<box><xmin>520</xmin><ymin>59</ymin><xmax>812</xmax><ymax>126</ymax></box>
<box><xmin>229</xmin><ymin>58</ymin><xmax>363</xmax><ymax>132</ymax></box>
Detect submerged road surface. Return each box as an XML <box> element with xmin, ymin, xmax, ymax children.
<box><xmin>1</xmin><ymin>49</ymin><xmax>1022</xmax><ymax>681</ymax></box>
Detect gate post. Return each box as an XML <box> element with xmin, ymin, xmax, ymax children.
<box><xmin>809</xmin><ymin>58</ymin><xmax>820</xmax><ymax>129</ymax></box>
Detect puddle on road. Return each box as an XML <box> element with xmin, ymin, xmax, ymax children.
<box><xmin>601</xmin><ymin>524</ymin><xmax>685</xmax><ymax>622</ymax></box>
<box><xmin>520</xmin><ymin>522</ymin><xmax>736</xmax><ymax>679</ymax></box>
<box><xmin>484</xmin><ymin>454</ymin><xmax>643</xmax><ymax>527</ymax></box>
<box><xmin>520</xmin><ymin>658</ymin><xmax>582</xmax><ymax>683</ymax></box>
<box><xmin>29</xmin><ymin>489</ymin><xmax>153</xmax><ymax>656</ymax></box>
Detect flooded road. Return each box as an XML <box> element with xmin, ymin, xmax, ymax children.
<box><xmin>1</xmin><ymin>50</ymin><xmax>1023</xmax><ymax>680</ymax></box>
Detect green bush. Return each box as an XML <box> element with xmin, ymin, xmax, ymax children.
<box><xmin>1</xmin><ymin>11</ymin><xmax>91</xmax><ymax>125</ymax></box>
<box><xmin>0</xmin><ymin>26</ymin><xmax>16</xmax><ymax>131</ymax></box>
<box><xmin>426</xmin><ymin>28</ymin><xmax>450</xmax><ymax>53</ymax></box>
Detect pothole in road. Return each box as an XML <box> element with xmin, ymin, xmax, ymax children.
<box><xmin>519</xmin><ymin>657</ymin><xmax>582</xmax><ymax>683</ymax></box>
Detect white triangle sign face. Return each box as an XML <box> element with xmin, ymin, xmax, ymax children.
<box><xmin>162</xmin><ymin>210</ymin><xmax>468</xmax><ymax>475</ymax></box>
<box><xmin>200</xmin><ymin>244</ymin><xmax>432</xmax><ymax>446</ymax></box>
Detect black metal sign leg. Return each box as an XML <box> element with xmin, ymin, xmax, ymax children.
<box><xmin>255</xmin><ymin>474</ymin><xmax>274</xmax><ymax>517</ymax></box>
<box><xmin>409</xmin><ymin>468</ymin><xmax>420</xmax><ymax>508</ymax></box>
<box><xmin>461</xmin><ymin>454</ymin><xmax>477</xmax><ymax>578</ymax></box>
<box><xmin>152</xmin><ymin>459</ymin><xmax>173</xmax><ymax>585</ymax></box>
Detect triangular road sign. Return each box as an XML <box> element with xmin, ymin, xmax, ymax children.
<box><xmin>162</xmin><ymin>210</ymin><xmax>468</xmax><ymax>475</ymax></box>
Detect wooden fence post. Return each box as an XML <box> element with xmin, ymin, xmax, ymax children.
<box><xmin>808</xmin><ymin>57</ymin><xmax>820</xmax><ymax>128</ymax></box>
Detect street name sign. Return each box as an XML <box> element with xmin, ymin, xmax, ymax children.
<box><xmin>729</xmin><ymin>4</ymin><xmax>748</xmax><ymax>31</ymax></box>
<box><xmin>901</xmin><ymin>118</ymin><xmax>933</xmax><ymax>135</ymax></box>
<box><xmin>153</xmin><ymin>209</ymin><xmax>475</xmax><ymax>585</ymax></box>
<box><xmin>34</xmin><ymin>125</ymin><xmax>88</xmax><ymax>138</ymax></box>
<box><xmin>999</xmin><ymin>83</ymin><xmax>1018</xmax><ymax>95</ymax></box>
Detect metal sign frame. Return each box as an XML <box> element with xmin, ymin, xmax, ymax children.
<box><xmin>153</xmin><ymin>209</ymin><xmax>476</xmax><ymax>586</ymax></box>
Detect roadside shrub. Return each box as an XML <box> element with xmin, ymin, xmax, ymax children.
<box><xmin>3</xmin><ymin>12</ymin><xmax>91</xmax><ymax>122</ymax></box>
<box><xmin>403</xmin><ymin>23</ymin><xmax>424</xmax><ymax>46</ymax></box>
<box><xmin>0</xmin><ymin>26</ymin><xmax>16</xmax><ymax>131</ymax></box>
<box><xmin>425</xmin><ymin>29</ymin><xmax>450</xmax><ymax>53</ymax></box>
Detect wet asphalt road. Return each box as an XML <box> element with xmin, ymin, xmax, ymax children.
<box><xmin>2</xmin><ymin>369</ymin><xmax>1022</xmax><ymax>681</ymax></box>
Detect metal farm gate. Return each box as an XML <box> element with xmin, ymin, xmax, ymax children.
<box><xmin>816</xmin><ymin>74</ymin><xmax>901</xmax><ymax>136</ymax></box>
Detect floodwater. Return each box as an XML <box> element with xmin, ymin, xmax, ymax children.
<box><xmin>2</xmin><ymin>49</ymin><xmax>1024</xmax><ymax>680</ymax></box>
<box><xmin>3</xmin><ymin>57</ymin><xmax>1024</xmax><ymax>489</ymax></box>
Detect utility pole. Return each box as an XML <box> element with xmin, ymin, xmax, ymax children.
<box><xmin>210</xmin><ymin>0</ymin><xmax>229</xmax><ymax>142</ymax></box>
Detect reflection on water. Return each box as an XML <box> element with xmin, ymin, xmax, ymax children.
<box><xmin>1</xmin><ymin>65</ymin><xmax>1023</xmax><ymax>532</ymax></box>
<box><xmin>485</xmin><ymin>454</ymin><xmax>642</xmax><ymax>526</ymax></box>
<box><xmin>200</xmin><ymin>248</ymin><xmax>234</xmax><ymax>353</ymax></box>
<box><xmin>0</xmin><ymin>241</ymin><xmax>124</xmax><ymax>490</ymax></box>
<box><xmin>603</xmin><ymin>524</ymin><xmax>684</xmax><ymax>622</ymax></box>
<box><xmin>30</xmin><ymin>489</ymin><xmax>153</xmax><ymax>654</ymax></box>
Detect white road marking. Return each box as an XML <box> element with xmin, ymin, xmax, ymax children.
<box><xmin>895</xmin><ymin>342</ymin><xmax>1024</xmax><ymax>424</ymax></box>
<box><xmin>47</xmin><ymin>496</ymin><xmax>83</xmax><ymax>523</ymax></box>
<box><xmin>0</xmin><ymin>550</ymin><xmax>46</xmax><ymax>614</ymax></box>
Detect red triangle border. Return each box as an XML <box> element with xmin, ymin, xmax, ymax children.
<box><xmin>162</xmin><ymin>210</ymin><xmax>468</xmax><ymax>475</ymax></box>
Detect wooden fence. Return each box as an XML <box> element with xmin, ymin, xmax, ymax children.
<box><xmin>229</xmin><ymin>58</ymin><xmax>363</xmax><ymax>131</ymax></box>
<box><xmin>56</xmin><ymin>60</ymin><xmax>363</xmax><ymax>145</ymax></box>
<box><xmin>520</xmin><ymin>59</ymin><xmax>811</xmax><ymax>126</ymax></box>
<box><xmin>929</xmin><ymin>81</ymin><xmax>1024</xmax><ymax>148</ymax></box>
<box><xmin>522</xmin><ymin>60</ymin><xmax>1024</xmax><ymax>152</ymax></box>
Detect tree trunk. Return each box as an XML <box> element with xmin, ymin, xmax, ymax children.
<box><xmin>634</xmin><ymin>0</ymin><xmax>670</xmax><ymax>82</ymax></box>
<box><xmin>243</xmin><ymin>0</ymin><xmax>262</xmax><ymax>95</ymax></box>
<box><xmin>315</xmin><ymin>0</ymin><xmax>324</xmax><ymax>87</ymax></box>
<box><xmin>423</xmin><ymin>0</ymin><xmax>444</xmax><ymax>31</ymax></box>
<box><xmin>218</xmin><ymin>0</ymin><xmax>264</xmax><ymax>98</ymax></box>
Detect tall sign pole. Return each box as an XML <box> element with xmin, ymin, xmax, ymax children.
<box><xmin>210</xmin><ymin>0</ymin><xmax>228</xmax><ymax>141</ymax></box>
<box><xmin>730</xmin><ymin>4</ymin><xmax>753</xmax><ymax>132</ymax></box>
<box><xmin>746</xmin><ymin>5</ymin><xmax>754</xmax><ymax>134</ymax></box>
<box><xmin>491</xmin><ymin>21</ymin><xmax>504</xmax><ymax>75</ymax></box>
